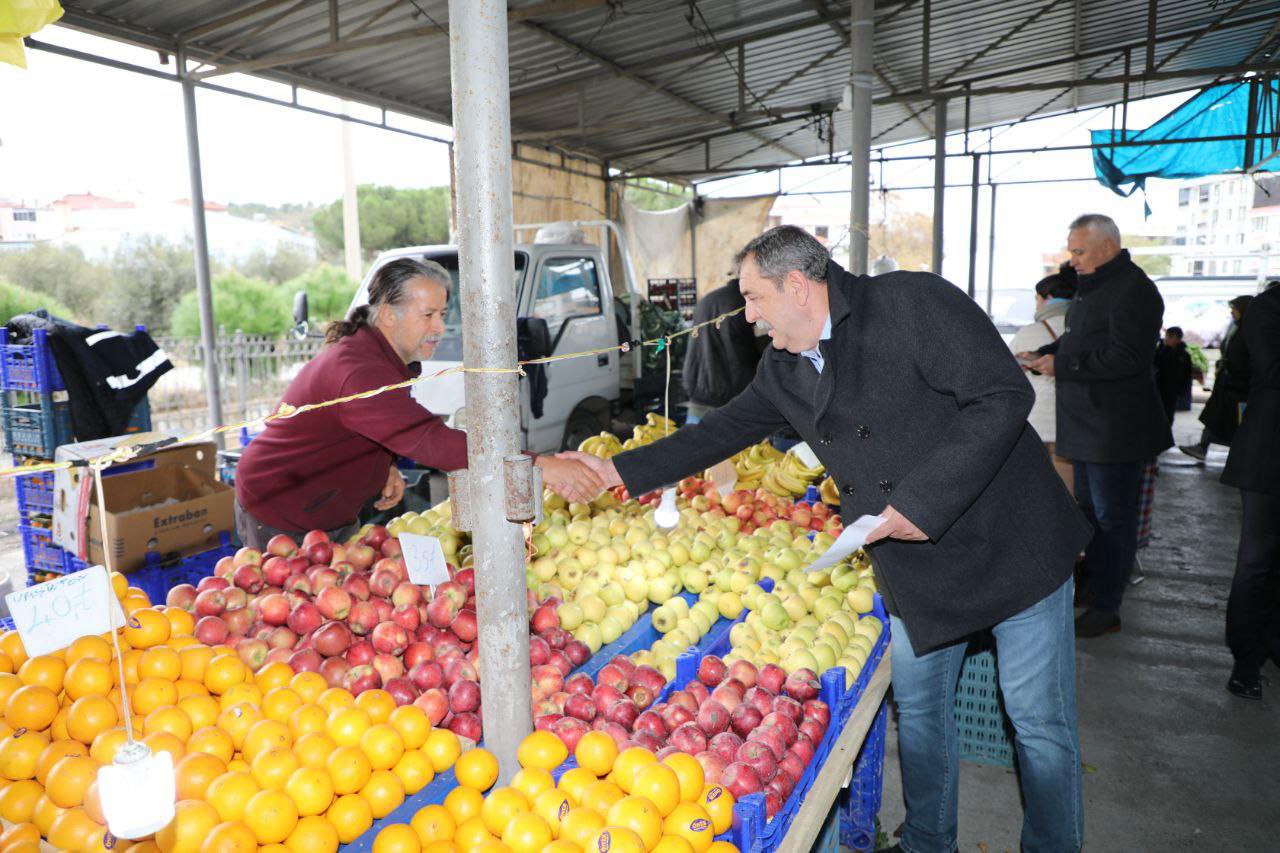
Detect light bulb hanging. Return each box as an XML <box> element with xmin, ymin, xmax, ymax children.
<box><xmin>654</xmin><ymin>486</ymin><xmax>680</xmax><ymax>529</ymax></box>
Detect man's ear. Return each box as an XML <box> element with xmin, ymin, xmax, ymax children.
<box><xmin>787</xmin><ymin>270</ymin><xmax>809</xmax><ymax>306</ymax></box>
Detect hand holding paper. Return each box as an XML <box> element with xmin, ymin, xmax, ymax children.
<box><xmin>865</xmin><ymin>505</ymin><xmax>928</xmax><ymax>544</ymax></box>
<box><xmin>802</xmin><ymin>514</ymin><xmax>884</xmax><ymax>572</ymax></box>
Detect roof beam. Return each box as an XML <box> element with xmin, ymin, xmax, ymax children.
<box><xmin>1153</xmin><ymin>0</ymin><xmax>1253</xmax><ymax>73</ymax></box>
<box><xmin>178</xmin><ymin>0</ymin><xmax>301</xmax><ymax>42</ymax></box>
<box><xmin>514</xmin><ymin>18</ymin><xmax>808</xmax><ymax>162</ymax></box>
<box><xmin>514</xmin><ymin>104</ymin><xmax>834</xmax><ymax>141</ymax></box>
<box><xmin>509</xmin><ymin>0</ymin><xmax>611</xmax><ymax>22</ymax></box>
<box><xmin>190</xmin><ymin>25</ymin><xmax>445</xmax><ymax>79</ymax></box>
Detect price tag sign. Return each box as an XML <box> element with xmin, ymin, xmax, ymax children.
<box><xmin>5</xmin><ymin>565</ymin><xmax>124</xmax><ymax>657</ymax></box>
<box><xmin>707</xmin><ymin>459</ymin><xmax>737</xmax><ymax>497</ymax></box>
<box><xmin>399</xmin><ymin>533</ymin><xmax>451</xmax><ymax>587</ymax></box>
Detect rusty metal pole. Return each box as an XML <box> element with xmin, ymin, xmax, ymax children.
<box><xmin>849</xmin><ymin>0</ymin><xmax>873</xmax><ymax>274</ymax></box>
<box><xmin>447</xmin><ymin>0</ymin><xmax>531</xmax><ymax>781</ymax></box>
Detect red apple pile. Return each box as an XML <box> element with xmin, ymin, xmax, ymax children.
<box><xmin>675</xmin><ymin>477</ymin><xmax>844</xmax><ymax>537</ymax></box>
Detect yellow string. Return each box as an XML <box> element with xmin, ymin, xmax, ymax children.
<box><xmin>0</xmin><ymin>306</ymin><xmax>746</xmax><ymax>480</ymax></box>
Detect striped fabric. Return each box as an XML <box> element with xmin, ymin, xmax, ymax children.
<box><xmin>1136</xmin><ymin>460</ymin><xmax>1159</xmax><ymax>549</ymax></box>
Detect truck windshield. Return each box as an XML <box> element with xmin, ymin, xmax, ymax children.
<box><xmin>422</xmin><ymin>251</ymin><xmax>528</xmax><ymax>360</ymax></box>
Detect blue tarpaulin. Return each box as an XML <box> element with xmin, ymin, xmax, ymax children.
<box><xmin>1093</xmin><ymin>79</ymin><xmax>1280</xmax><ymax>198</ymax></box>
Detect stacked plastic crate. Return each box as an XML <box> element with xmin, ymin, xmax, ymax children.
<box><xmin>1</xmin><ymin>327</ymin><xmax>152</xmax><ymax>584</ymax></box>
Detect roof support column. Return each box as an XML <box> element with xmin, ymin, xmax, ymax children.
<box><xmin>178</xmin><ymin>49</ymin><xmax>224</xmax><ymax>442</ymax></box>
<box><xmin>448</xmin><ymin>0</ymin><xmax>530</xmax><ymax>782</ymax></box>
<box><xmin>931</xmin><ymin>97</ymin><xmax>947</xmax><ymax>275</ymax></box>
<box><xmin>849</xmin><ymin>0</ymin><xmax>874</xmax><ymax>274</ymax></box>
<box><xmin>966</xmin><ymin>153</ymin><xmax>980</xmax><ymax>299</ymax></box>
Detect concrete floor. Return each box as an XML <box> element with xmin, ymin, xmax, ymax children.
<box><xmin>876</xmin><ymin>410</ymin><xmax>1280</xmax><ymax>852</ymax></box>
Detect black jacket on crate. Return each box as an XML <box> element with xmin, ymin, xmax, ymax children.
<box><xmin>682</xmin><ymin>281</ymin><xmax>764</xmax><ymax>409</ymax></box>
<box><xmin>1222</xmin><ymin>287</ymin><xmax>1280</xmax><ymax>496</ymax></box>
<box><xmin>613</xmin><ymin>260</ymin><xmax>1093</xmax><ymax>654</ymax></box>
<box><xmin>1038</xmin><ymin>250</ymin><xmax>1174</xmax><ymax>463</ymax></box>
<box><xmin>6</xmin><ymin>312</ymin><xmax>171</xmax><ymax>440</ymax></box>
<box><xmin>1199</xmin><ymin>317</ymin><xmax>1252</xmax><ymax>445</ymax></box>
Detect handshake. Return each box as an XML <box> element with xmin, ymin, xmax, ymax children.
<box><xmin>533</xmin><ymin>451</ymin><xmax>624</xmax><ymax>505</ymax></box>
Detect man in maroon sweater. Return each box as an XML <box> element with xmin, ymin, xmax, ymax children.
<box><xmin>235</xmin><ymin>257</ymin><xmax>603</xmax><ymax>549</ymax></box>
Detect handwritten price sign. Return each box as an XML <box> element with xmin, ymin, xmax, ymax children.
<box><xmin>398</xmin><ymin>533</ymin><xmax>451</xmax><ymax>587</ymax></box>
<box><xmin>4</xmin><ymin>566</ymin><xmax>124</xmax><ymax>657</ymax></box>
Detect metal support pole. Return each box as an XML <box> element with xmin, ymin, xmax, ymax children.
<box><xmin>448</xmin><ymin>0</ymin><xmax>531</xmax><ymax>782</ymax></box>
<box><xmin>966</xmin><ymin>154</ymin><xmax>980</xmax><ymax>299</ymax></box>
<box><xmin>341</xmin><ymin>104</ymin><xmax>363</xmax><ymax>283</ymax></box>
<box><xmin>179</xmin><ymin>50</ymin><xmax>225</xmax><ymax>440</ymax></box>
<box><xmin>689</xmin><ymin>195</ymin><xmax>698</xmax><ymax>285</ymax></box>
<box><xmin>986</xmin><ymin>183</ymin><xmax>998</xmax><ymax>316</ymax></box>
<box><xmin>849</xmin><ymin>0</ymin><xmax>874</xmax><ymax>275</ymax></box>
<box><xmin>931</xmin><ymin>98</ymin><xmax>947</xmax><ymax>275</ymax></box>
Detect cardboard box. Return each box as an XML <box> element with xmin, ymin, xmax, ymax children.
<box><xmin>53</xmin><ymin>435</ymin><xmax>233</xmax><ymax>572</ymax></box>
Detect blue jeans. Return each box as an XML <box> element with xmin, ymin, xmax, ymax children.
<box><xmin>892</xmin><ymin>579</ymin><xmax>1083</xmax><ymax>853</ymax></box>
<box><xmin>1073</xmin><ymin>460</ymin><xmax>1141</xmax><ymax>614</ymax></box>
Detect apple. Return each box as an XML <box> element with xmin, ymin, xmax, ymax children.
<box><xmin>633</xmin><ymin>710</ymin><xmax>667</xmax><ymax>739</ymax></box>
<box><xmin>319</xmin><ymin>656</ymin><xmax>351</xmax><ymax>687</ymax></box>
<box><xmin>415</xmin><ymin>688</ymin><xmax>449</xmax><ymax>725</ymax></box>
<box><xmin>305</xmin><ymin>541</ymin><xmax>333</xmax><ymax>565</ymax></box>
<box><xmin>597</xmin><ymin>663</ymin><xmax>630</xmax><ymax>694</ymax></box>
<box><xmin>287</xmin><ymin>602</ymin><xmax>323</xmax><ymax>636</ymax></box>
<box><xmin>234</xmin><ymin>546</ymin><xmax>263</xmax><ymax>567</ymax></box>
<box><xmin>728</xmin><ymin>660</ymin><xmax>759</xmax><ymax>689</ymax></box>
<box><xmin>166</xmin><ymin>584</ymin><xmax>197</xmax><ymax>610</ymax></box>
<box><xmin>686</xmin><ymin>681</ymin><xmax>710</xmax><ymax>706</ymax></box>
<box><xmin>341</xmin><ymin>573</ymin><xmax>371</xmax><ymax>602</ymax></box>
<box><xmin>802</xmin><ymin>699</ymin><xmax>831</xmax><ymax>729</ymax></box>
<box><xmin>262</xmin><ymin>557</ymin><xmax>291</xmax><ymax>588</ymax></box>
<box><xmin>669</xmin><ymin>722</ymin><xmax>708</xmax><ymax>755</ymax></box>
<box><xmin>758</xmin><ymin>664</ymin><xmax>787</xmax><ymax>696</ymax></box>
<box><xmin>784</xmin><ymin>669</ymin><xmax>821</xmax><ymax>702</ymax></box>
<box><xmin>257</xmin><ymin>593</ymin><xmax>290</xmax><ymax>627</ymax></box>
<box><xmin>371</xmin><ymin>621</ymin><xmax>410</xmax><ymax>656</ymax></box>
<box><xmin>708</xmin><ymin>731</ymin><xmax>743</xmax><ymax>764</ymax></box>
<box><xmin>194</xmin><ymin>589</ymin><xmax>226</xmax><ymax>617</ymax></box>
<box><xmin>800</xmin><ymin>717</ymin><xmax>826</xmax><ymax>744</ymax></box>
<box><xmin>232</xmin><ymin>563</ymin><xmax>264</xmax><ymax>593</ymax></box>
<box><xmin>449</xmin><ymin>712</ymin><xmax>482</xmax><ymax>742</ymax></box>
<box><xmin>760</xmin><ymin>712</ymin><xmax>799</xmax><ymax>746</ymax></box>
<box><xmin>695</xmin><ymin>751</ymin><xmax>728</xmax><ymax>785</ymax></box>
<box><xmin>630</xmin><ymin>730</ymin><xmax>665</xmax><ymax>752</ymax></box>
<box><xmin>372</xmin><ymin>653</ymin><xmax>405</xmax><ymax>684</ymax></box>
<box><xmin>778</xmin><ymin>752</ymin><xmax>806</xmax><ymax>785</ymax></box>
<box><xmin>530</xmin><ymin>602</ymin><xmax>559</xmax><ymax>635</ymax></box>
<box><xmin>563</xmin><ymin>641</ymin><xmax>591</xmax><ymax>668</ymax></box>
<box><xmin>197</xmin><ymin>576</ymin><xmax>230</xmax><ymax>593</ymax></box>
<box><xmin>448</xmin><ymin>679</ymin><xmax>481</xmax><ymax>714</ymax></box>
<box><xmin>235</xmin><ymin>637</ymin><xmax>269</xmax><ymax>671</ymax></box>
<box><xmin>710</xmin><ymin>684</ymin><xmax>743</xmax><ymax>713</ymax></box>
<box><xmin>772</xmin><ymin>696</ymin><xmax>804</xmax><ymax>726</ymax></box>
<box><xmin>288</xmin><ymin>648</ymin><xmax>323</xmax><ymax>673</ymax></box>
<box><xmin>384</xmin><ymin>676</ymin><xmax>419</xmax><ymax>706</ymax></box>
<box><xmin>696</xmin><ymin>700</ymin><xmax>731</xmax><ymax>737</ymax></box>
<box><xmin>266</xmin><ymin>534</ymin><xmax>298</xmax><ymax>558</ymax></box>
<box><xmin>450</xmin><ymin>610</ymin><xmax>478</xmax><ymax>643</ymax></box>
<box><xmin>551</xmin><ymin>717</ymin><xmax>590</xmax><ymax>752</ymax></box>
<box><xmin>194</xmin><ymin>615</ymin><xmax>228</xmax><ymax>645</ymax></box>
<box><xmin>223</xmin><ymin>606</ymin><xmax>253</xmax><ymax>637</ymax></box>
<box><xmin>347</xmin><ymin>543</ymin><xmax>377</xmax><ymax>572</ymax></box>
<box><xmin>564</xmin><ymin>693</ymin><xmax>597</xmax><ymax>722</ymax></box>
<box><xmin>565</xmin><ymin>673</ymin><xmax>593</xmax><ymax>696</ymax></box>
<box><xmin>605</xmin><ymin>698</ymin><xmax>640</xmax><ymax>730</ymax></box>
<box><xmin>627</xmin><ymin>684</ymin><xmax>654</xmax><ymax>710</ymax></box>
<box><xmin>660</xmin><ymin>703</ymin><xmax>694</xmax><ymax>732</ymax></box>
<box><xmin>789</xmin><ymin>734</ymin><xmax>816</xmax><ymax>765</ymax></box>
<box><xmin>721</xmin><ymin>761</ymin><xmax>764</xmax><ymax>799</ymax></box>
<box><xmin>529</xmin><ymin>636</ymin><xmax>551</xmax><ymax>667</ymax></box>
<box><xmin>730</xmin><ymin>703</ymin><xmax>764</xmax><ymax>738</ymax></box>
<box><xmin>349</xmin><ymin>601</ymin><xmax>379</xmax><ymax>635</ymax></box>
<box><xmin>267</xmin><ymin>626</ymin><xmax>296</xmax><ymax>650</ymax></box>
<box><xmin>532</xmin><ymin>664</ymin><xmax>565</xmax><ymax>698</ymax></box>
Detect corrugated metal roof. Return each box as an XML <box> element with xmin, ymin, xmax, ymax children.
<box><xmin>54</xmin><ymin>0</ymin><xmax>1280</xmax><ymax>182</ymax></box>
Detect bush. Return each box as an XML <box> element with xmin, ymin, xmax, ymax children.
<box><xmin>0</xmin><ymin>279</ymin><xmax>74</xmax><ymax>323</ymax></box>
<box><xmin>170</xmin><ymin>272</ymin><xmax>290</xmax><ymax>337</ymax></box>
<box><xmin>283</xmin><ymin>265</ymin><xmax>358</xmax><ymax>324</ymax></box>
<box><xmin>0</xmin><ymin>243</ymin><xmax>110</xmax><ymax>321</ymax></box>
<box><xmin>100</xmin><ymin>236</ymin><xmax>198</xmax><ymax>333</ymax></box>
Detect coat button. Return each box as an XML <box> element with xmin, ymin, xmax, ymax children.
<box><xmin>842</xmin><ymin>484</ymin><xmax>855</xmax><ymax>496</ymax></box>
<box><xmin>857</xmin><ymin>425</ymin><xmax>870</xmax><ymax>439</ymax></box>
<box><xmin>879</xmin><ymin>479</ymin><xmax>892</xmax><ymax>493</ymax></box>
<box><xmin>819</xmin><ymin>434</ymin><xmax>832</xmax><ymax>446</ymax></box>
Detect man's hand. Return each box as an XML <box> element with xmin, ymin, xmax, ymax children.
<box><xmin>374</xmin><ymin>466</ymin><xmax>405</xmax><ymax>511</ymax></box>
<box><xmin>865</xmin><ymin>505</ymin><xmax>928</xmax><ymax>545</ymax></box>
<box><xmin>555</xmin><ymin>451</ymin><xmax>623</xmax><ymax>490</ymax></box>
<box><xmin>1018</xmin><ymin>352</ymin><xmax>1056</xmax><ymax>376</ymax></box>
<box><xmin>536</xmin><ymin>455</ymin><xmax>607</xmax><ymax>504</ymax></box>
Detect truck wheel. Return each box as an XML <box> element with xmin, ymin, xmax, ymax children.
<box><xmin>562</xmin><ymin>411</ymin><xmax>604</xmax><ymax>452</ymax></box>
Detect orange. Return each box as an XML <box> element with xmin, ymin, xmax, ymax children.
<box><xmin>557</xmin><ymin>767</ymin><xmax>599</xmax><ymax>804</ymax></box>
<box><xmin>443</xmin><ymin>784</ymin><xmax>483</xmax><ymax>825</ymax></box>
<box><xmin>608</xmin><ymin>795</ymin><xmax>664</xmax><ymax>849</ymax></box>
<box><xmin>206</xmin><ymin>771</ymin><xmax>261</xmax><ymax>823</ymax></box>
<box><xmin>178</xmin><ymin>694</ymin><xmax>220</xmax><ymax>730</ymax></box>
<box><xmin>392</xmin><ymin>749</ymin><xmax>435</xmax><ymax>794</ymax></box>
<box><xmin>262</xmin><ymin>687</ymin><xmax>303</xmax><ymax>722</ymax></box>
<box><xmin>89</xmin><ymin>727</ymin><xmax>128</xmax><ymax>765</ymax></box>
<box><xmin>251</xmin><ymin>745</ymin><xmax>299</xmax><ymax>791</ymax></box>
<box><xmin>316</xmin><ymin>687</ymin><xmax>354</xmax><ymax>713</ymax></box>
<box><xmin>0</xmin><ymin>778</ymin><xmax>43</xmax><ymax>823</ymax></box>
<box><xmin>199</xmin><ymin>821</ymin><xmax>258</xmax><ymax>852</ymax></box>
<box><xmin>64</xmin><ymin>658</ymin><xmax>118</xmax><ymax>702</ymax></box>
<box><xmin>479</xmin><ymin>786</ymin><xmax>529</xmax><ymax>837</ymax></box>
<box><xmin>284</xmin><ymin>766</ymin><xmax>334</xmax><ymax>816</ymax></box>
<box><xmin>664</xmin><ymin>801</ymin><xmax>715</xmax><ymax>852</ymax></box>
<box><xmin>66</xmin><ymin>695</ymin><xmax>118</xmax><ymax>744</ymax></box>
<box><xmin>49</xmin><ymin>706</ymin><xmax>72</xmax><ymax>742</ymax></box>
<box><xmin>511</xmin><ymin>766</ymin><xmax>554</xmax><ymax>802</ymax></box>
<box><xmin>325</xmin><ymin>793</ymin><xmax>373</xmax><ymax>844</ymax></box>
<box><xmin>155</xmin><ymin>798</ymin><xmax>221</xmax><ymax>853</ymax></box>
<box><xmin>326</xmin><ymin>744</ymin><xmax>373</xmax><ymax>794</ymax></box>
<box><xmin>654</xmin><ymin>837</ymin><xmax>697</xmax><ymax>853</ymax></box>
<box><xmin>119</xmin><ymin>649</ymin><xmax>143</xmax><ymax>684</ymax></box>
<box><xmin>388</xmin><ymin>705</ymin><xmax>431</xmax><ymax>750</ymax></box>
<box><xmin>502</xmin><ymin>811</ymin><xmax>553</xmax><ymax>853</ymax></box>
<box><xmin>138</xmin><ymin>646</ymin><xmax>181</xmax><ymax>681</ymax></box>
<box><xmin>325</xmin><ymin>706</ymin><xmax>371</xmax><ymax>747</ymax></box>
<box><xmin>44</xmin><ymin>755</ymin><xmax>97</xmax><ymax>808</ymax></box>
<box><xmin>579</xmin><ymin>779</ymin><xmax>626</xmax><ymax>816</ymax></box>
<box><xmin>662</xmin><ymin>752</ymin><xmax>706</xmax><ymax>803</ymax></box>
<box><xmin>107</xmin><ymin>572</ymin><xmax>127</xmax><ymax>599</ymax></box>
<box><xmin>131</xmin><ymin>677</ymin><xmax>178</xmax><ymax>716</ymax></box>
<box><xmin>17</xmin><ymin>655</ymin><xmax>65</xmax><ymax>692</ymax></box>
<box><xmin>455</xmin><ymin>747</ymin><xmax>499</xmax><ymax>792</ymax></box>
<box><xmin>373</xmin><ymin>822</ymin><xmax>421</xmax><ymax>853</ymax></box>
<box><xmin>162</xmin><ymin>605</ymin><xmax>196</xmax><ymax>637</ymax></box>
<box><xmin>123</xmin><ymin>608</ymin><xmax>171</xmax><ymax>649</ymax></box>
<box><xmin>144</xmin><ymin>704</ymin><xmax>193</xmax><ymax>741</ymax></box>
<box><xmin>30</xmin><ymin>792</ymin><xmax>61</xmax><ymax>835</ymax></box>
<box><xmin>0</xmin><ymin>632</ymin><xmax>27</xmax><ymax>669</ymax></box>
<box><xmin>532</xmin><ymin>788</ymin><xmax>573</xmax><ymax>836</ymax></box>
<box><xmin>176</xmin><ymin>751</ymin><xmax>227</xmax><ymax>801</ymax></box>
<box><xmin>0</xmin><ymin>821</ymin><xmax>39</xmax><ymax>847</ymax></box>
<box><xmin>36</xmin><ymin>739</ymin><xmax>89</xmax><ymax>785</ymax></box>
<box><xmin>203</xmin><ymin>655</ymin><xmax>248</xmax><ymax>695</ymax></box>
<box><xmin>254</xmin><ymin>662</ymin><xmax>294</xmax><ymax>694</ymax></box>
<box><xmin>631</xmin><ymin>763</ymin><xmax>681</xmax><ymax>816</ymax></box>
<box><xmin>423</xmin><ymin>728</ymin><xmax>461</xmax><ymax>773</ymax></box>
<box><xmin>585</xmin><ymin>826</ymin><xmax>647</xmax><ymax>853</ymax></box>
<box><xmin>187</xmin><ymin>726</ymin><xmax>234</xmax><ymax>763</ymax></box>
<box><xmin>243</xmin><ymin>718</ymin><xmax>292</xmax><ymax>761</ymax></box>
<box><xmin>423</xmin><ymin>844</ymin><xmax>462</xmax><ymax>853</ymax></box>
<box><xmin>216</xmin><ymin>702</ymin><xmax>263</xmax><ymax>750</ymax></box>
<box><xmin>0</xmin><ymin>652</ymin><xmax>12</xmax><ymax>675</ymax></box>
<box><xmin>355</xmin><ymin>688</ymin><xmax>396</xmax><ymax>723</ymax></box>
<box><xmin>143</xmin><ymin>730</ymin><xmax>186</xmax><ymax>762</ymax></box>
<box><xmin>174</xmin><ymin>678</ymin><xmax>209</xmax><ymax>700</ymax></box>
<box><xmin>0</xmin><ymin>673</ymin><xmax>21</xmax><ymax>710</ymax></box>
<box><xmin>610</xmin><ymin>746</ymin><xmax>657</xmax><ymax>793</ymax></box>
<box><xmin>360</xmin><ymin>723</ymin><xmax>405</xmax><ymax>771</ymax></box>
<box><xmin>294</xmin><ymin>731</ymin><xmax>336</xmax><ymax>769</ymax></box>
<box><xmin>66</xmin><ymin>635</ymin><xmax>112</xmax><ymax>666</ymax></box>
<box><xmin>452</xmin><ymin>816</ymin><xmax>493</xmax><ymax>849</ymax></box>
<box><xmin>361</xmin><ymin>768</ymin><xmax>406</xmax><ymax>818</ymax></box>
<box><xmin>243</xmin><ymin>788</ymin><xmax>299</xmax><ymax>844</ymax></box>
<box><xmin>219</xmin><ymin>682</ymin><xmax>263</xmax><ymax>712</ymax></box>
<box><xmin>707</xmin><ymin>843</ymin><xmax>738</xmax><ymax>853</ymax></box>
<box><xmin>516</xmin><ymin>730</ymin><xmax>567</xmax><ymax>771</ymax></box>
<box><xmin>698</xmin><ymin>785</ymin><xmax>735</xmax><ymax>835</ymax></box>
<box><xmin>0</xmin><ymin>728</ymin><xmax>49</xmax><ymax>780</ymax></box>
<box><xmin>410</xmin><ymin>804</ymin><xmax>455</xmax><ymax>844</ymax></box>
<box><xmin>4</xmin><ymin>684</ymin><xmax>58</xmax><ymax>730</ymax></box>
<box><xmin>574</xmin><ymin>730</ymin><xmax>619</xmax><ymax>777</ymax></box>
<box><xmin>179</xmin><ymin>645</ymin><xmax>215</xmax><ymax>682</ymax></box>
<box><xmin>284</xmin><ymin>814</ymin><xmax>340</xmax><ymax>853</ymax></box>
<box><xmin>47</xmin><ymin>806</ymin><xmax>101</xmax><ymax>850</ymax></box>
<box><xmin>288</xmin><ymin>703</ymin><xmax>327</xmax><ymax>739</ymax></box>
<box><xmin>288</xmin><ymin>672</ymin><xmax>327</xmax><ymax>704</ymax></box>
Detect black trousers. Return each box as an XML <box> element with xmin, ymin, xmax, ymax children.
<box><xmin>1226</xmin><ymin>490</ymin><xmax>1280</xmax><ymax>673</ymax></box>
<box><xmin>234</xmin><ymin>499</ymin><xmax>358</xmax><ymax>552</ymax></box>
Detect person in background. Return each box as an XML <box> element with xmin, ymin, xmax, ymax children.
<box><xmin>681</xmin><ymin>279</ymin><xmax>765</xmax><ymax>424</ymax></box>
<box><xmin>1010</xmin><ymin>263</ymin><xmax>1077</xmax><ymax>494</ymax></box>
<box><xmin>1020</xmin><ymin>214</ymin><xmax>1173</xmax><ymax>637</ymax></box>
<box><xmin>1220</xmin><ymin>282</ymin><xmax>1280</xmax><ymax>699</ymax></box>
<box><xmin>1154</xmin><ymin>326</ymin><xmax>1193</xmax><ymax>426</ymax></box>
<box><xmin>1179</xmin><ymin>295</ymin><xmax>1253</xmax><ymax>461</ymax></box>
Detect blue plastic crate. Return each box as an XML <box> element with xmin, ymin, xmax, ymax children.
<box><xmin>60</xmin><ymin>532</ymin><xmax>236</xmax><ymax>603</ymax></box>
<box><xmin>955</xmin><ymin>645</ymin><xmax>1016</xmax><ymax>768</ymax></box>
<box><xmin>126</xmin><ymin>397</ymin><xmax>152</xmax><ymax>433</ymax></box>
<box><xmin>0</xmin><ymin>616</ymin><xmax>14</xmax><ymax>632</ymax></box>
<box><xmin>844</xmin><ymin>700</ymin><xmax>888</xmax><ymax>851</ymax></box>
<box><xmin>14</xmin><ymin>466</ymin><xmax>55</xmax><ymax>518</ymax></box>
<box><xmin>0</xmin><ymin>328</ymin><xmax>65</xmax><ymax>393</ymax></box>
<box><xmin>2</xmin><ymin>394</ymin><xmax>73</xmax><ymax>459</ymax></box>
<box><xmin>20</xmin><ymin>523</ymin><xmax>66</xmax><ymax>580</ymax></box>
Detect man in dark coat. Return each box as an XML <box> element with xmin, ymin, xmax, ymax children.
<box><xmin>1180</xmin><ymin>294</ymin><xmax>1253</xmax><ymax>460</ymax></box>
<box><xmin>564</xmin><ymin>226</ymin><xmax>1091</xmax><ymax>853</ymax></box>
<box><xmin>1153</xmin><ymin>325</ymin><xmax>1192</xmax><ymax>425</ymax></box>
<box><xmin>681</xmin><ymin>279</ymin><xmax>764</xmax><ymax>423</ymax></box>
<box><xmin>1022</xmin><ymin>214</ymin><xmax>1174</xmax><ymax>637</ymax></box>
<box><xmin>1220</xmin><ymin>282</ymin><xmax>1280</xmax><ymax>699</ymax></box>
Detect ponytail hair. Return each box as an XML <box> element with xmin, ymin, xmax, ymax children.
<box><xmin>325</xmin><ymin>257</ymin><xmax>452</xmax><ymax>344</ymax></box>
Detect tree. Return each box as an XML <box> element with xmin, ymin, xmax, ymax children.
<box><xmin>313</xmin><ymin>185</ymin><xmax>450</xmax><ymax>259</ymax></box>
<box><xmin>284</xmin><ymin>265</ymin><xmax>358</xmax><ymax>324</ymax></box>
<box><xmin>99</xmin><ymin>236</ymin><xmax>199</xmax><ymax>333</ymax></box>
<box><xmin>624</xmin><ymin>178</ymin><xmax>692</xmax><ymax>212</ymax></box>
<box><xmin>1121</xmin><ymin>233</ymin><xmax>1172</xmax><ymax>278</ymax></box>
<box><xmin>0</xmin><ymin>243</ymin><xmax>112</xmax><ymax>321</ymax></box>
<box><xmin>239</xmin><ymin>243</ymin><xmax>314</xmax><ymax>284</ymax></box>
<box><xmin>0</xmin><ymin>279</ymin><xmax>73</xmax><ymax>322</ymax></box>
<box><xmin>869</xmin><ymin>195</ymin><xmax>933</xmax><ymax>271</ymax></box>
<box><xmin>170</xmin><ymin>272</ymin><xmax>290</xmax><ymax>337</ymax></box>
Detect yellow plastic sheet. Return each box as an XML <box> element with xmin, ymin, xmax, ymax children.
<box><xmin>0</xmin><ymin>0</ymin><xmax>65</xmax><ymax>68</ymax></box>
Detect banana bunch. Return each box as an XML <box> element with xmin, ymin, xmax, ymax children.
<box><xmin>724</xmin><ymin>440</ymin><xmax>784</xmax><ymax>489</ymax></box>
<box><xmin>759</xmin><ymin>450</ymin><xmax>825</xmax><ymax>498</ymax></box>
<box><xmin>577</xmin><ymin>431</ymin><xmax>624</xmax><ymax>459</ymax></box>
<box><xmin>819</xmin><ymin>476</ymin><xmax>841</xmax><ymax>505</ymax></box>
<box><xmin>620</xmin><ymin>412</ymin><xmax>680</xmax><ymax>450</ymax></box>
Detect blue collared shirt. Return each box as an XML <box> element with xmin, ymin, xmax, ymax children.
<box><xmin>801</xmin><ymin>313</ymin><xmax>833</xmax><ymax>374</ymax></box>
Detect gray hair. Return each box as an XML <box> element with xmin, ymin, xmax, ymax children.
<box><xmin>1069</xmin><ymin>214</ymin><xmax>1122</xmax><ymax>247</ymax></box>
<box><xmin>734</xmin><ymin>225</ymin><xmax>830</xmax><ymax>289</ymax></box>
<box><xmin>326</xmin><ymin>257</ymin><xmax>452</xmax><ymax>343</ymax></box>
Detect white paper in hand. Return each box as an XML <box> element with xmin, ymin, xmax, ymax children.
<box><xmin>5</xmin><ymin>565</ymin><xmax>125</xmax><ymax>657</ymax></box>
<box><xmin>399</xmin><ymin>533</ymin><xmax>452</xmax><ymax>586</ymax></box>
<box><xmin>791</xmin><ymin>442</ymin><xmax>821</xmax><ymax>469</ymax></box>
<box><xmin>707</xmin><ymin>459</ymin><xmax>737</xmax><ymax>497</ymax></box>
<box><xmin>803</xmin><ymin>515</ymin><xmax>884</xmax><ymax>573</ymax></box>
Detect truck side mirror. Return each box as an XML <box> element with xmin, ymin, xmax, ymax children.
<box><xmin>517</xmin><ymin>316</ymin><xmax>552</xmax><ymax>360</ymax></box>
<box><xmin>292</xmin><ymin>291</ymin><xmax>310</xmax><ymax>325</ymax></box>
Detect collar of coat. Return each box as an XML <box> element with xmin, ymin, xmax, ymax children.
<box><xmin>765</xmin><ymin>258</ymin><xmax>858</xmax><ymax>364</ymax></box>
<box><xmin>1077</xmin><ymin>248</ymin><xmax>1134</xmax><ymax>291</ymax></box>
